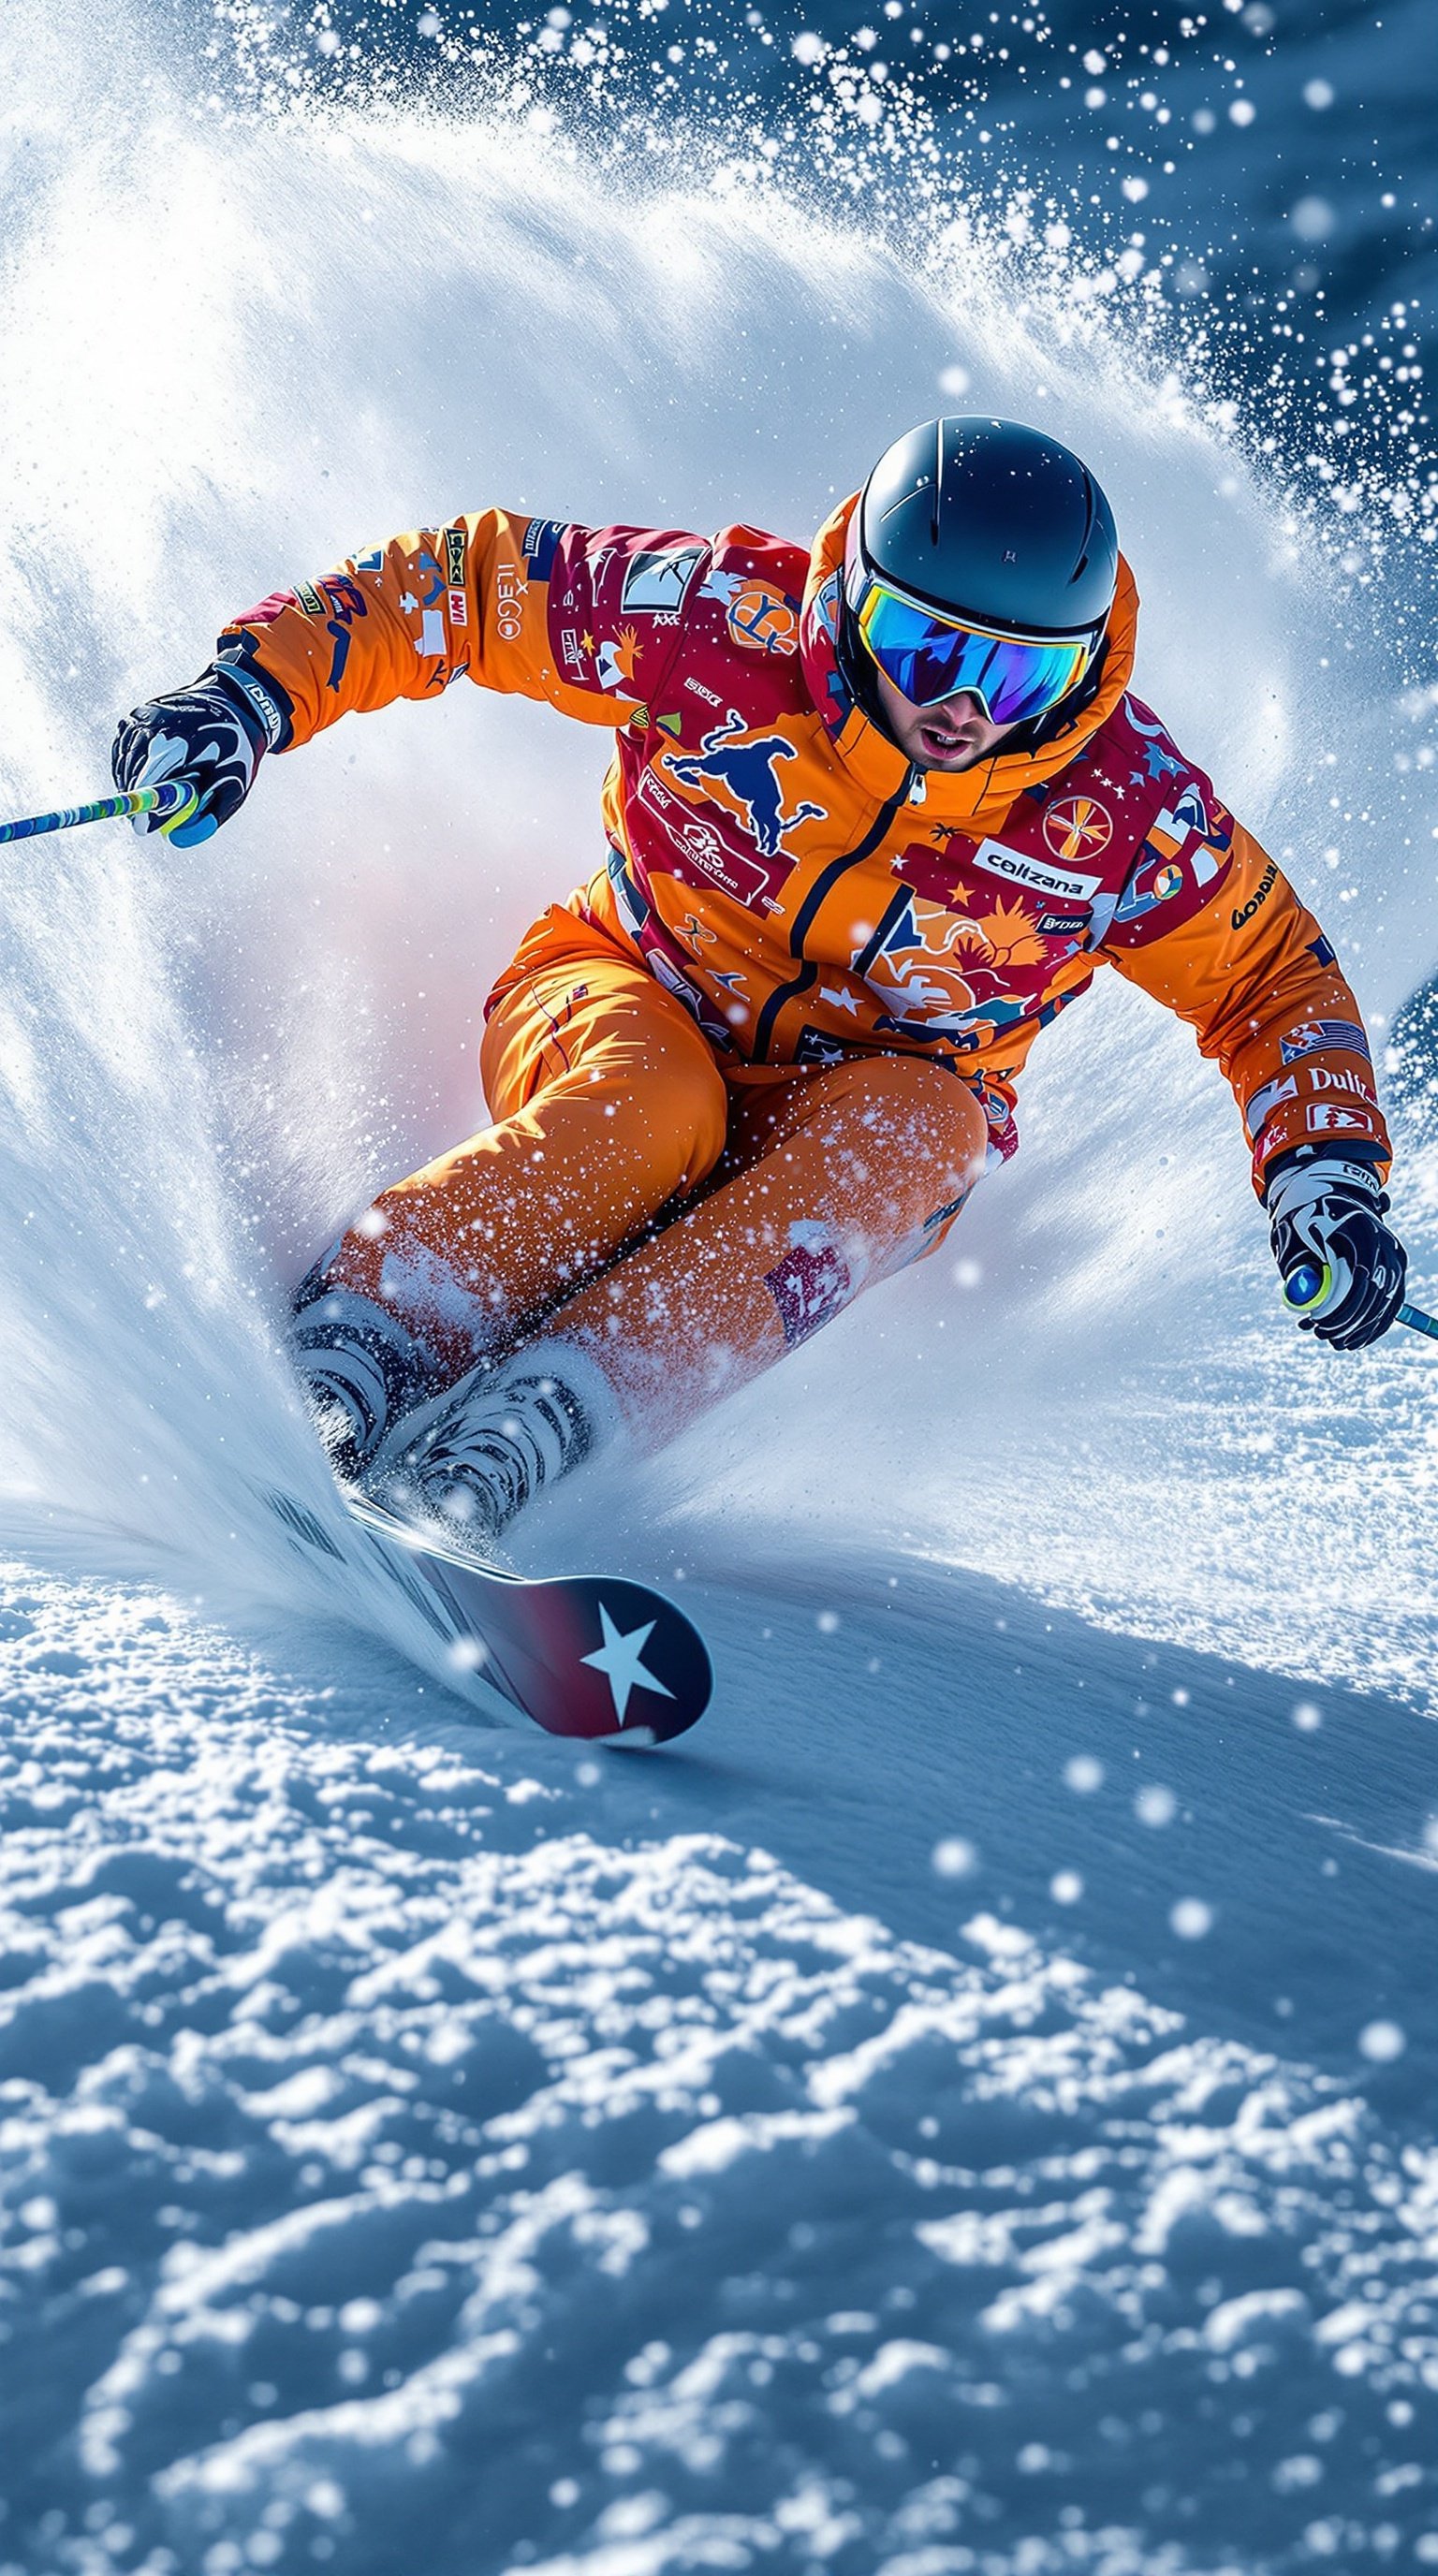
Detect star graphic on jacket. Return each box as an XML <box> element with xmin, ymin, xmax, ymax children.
<box><xmin>581</xmin><ymin>1603</ymin><xmax>675</xmax><ymax>1725</ymax></box>
<box><xmin>820</xmin><ymin>985</ymin><xmax>861</xmax><ymax>1014</ymax></box>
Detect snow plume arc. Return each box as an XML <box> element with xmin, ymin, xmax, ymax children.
<box><xmin>0</xmin><ymin>0</ymin><xmax>1435</xmax><ymax>1673</ymax></box>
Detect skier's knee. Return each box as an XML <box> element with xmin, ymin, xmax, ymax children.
<box><xmin>833</xmin><ymin>1053</ymin><xmax>987</xmax><ymax>1172</ymax></box>
<box><xmin>626</xmin><ymin>1043</ymin><xmax>729</xmax><ymax>1200</ymax></box>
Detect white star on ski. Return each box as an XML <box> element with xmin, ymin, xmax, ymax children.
<box><xmin>580</xmin><ymin>1603</ymin><xmax>675</xmax><ymax>1725</ymax></box>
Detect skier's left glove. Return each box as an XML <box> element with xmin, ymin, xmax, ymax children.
<box><xmin>111</xmin><ymin>660</ymin><xmax>284</xmax><ymax>850</ymax></box>
<box><xmin>1266</xmin><ymin>1149</ymin><xmax>1407</xmax><ymax>1350</ymax></box>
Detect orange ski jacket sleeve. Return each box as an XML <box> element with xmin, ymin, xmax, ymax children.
<box><xmin>219</xmin><ymin>507</ymin><xmax>661</xmax><ymax>739</ymax></box>
<box><xmin>1099</xmin><ymin>820</ymin><xmax>1388</xmax><ymax>1190</ymax></box>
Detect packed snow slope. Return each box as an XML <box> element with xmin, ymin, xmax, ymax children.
<box><xmin>2</xmin><ymin>3</ymin><xmax>1438</xmax><ymax>2569</ymax></box>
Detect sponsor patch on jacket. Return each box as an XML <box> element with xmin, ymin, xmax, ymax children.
<box><xmin>725</xmin><ymin>583</ymin><xmax>800</xmax><ymax>655</ymax></box>
<box><xmin>1035</xmin><ymin>909</ymin><xmax>1091</xmax><ymax>939</ymax></box>
<box><xmin>1280</xmin><ymin>1017</ymin><xmax>1371</xmax><ymax>1065</ymax></box>
<box><xmin>521</xmin><ymin>519</ymin><xmax>565</xmax><ymax>581</ymax></box>
<box><xmin>1244</xmin><ymin>1071</ymin><xmax>1299</xmax><ymax>1141</ymax></box>
<box><xmin>620</xmin><ymin>545</ymin><xmax>706</xmax><ymax>616</ymax></box>
<box><xmin>1231</xmin><ymin>859</ymin><xmax>1278</xmax><ymax>929</ymax></box>
<box><xmin>443</xmin><ymin>526</ymin><xmax>466</xmax><ymax>591</ymax></box>
<box><xmin>1303</xmin><ymin>1064</ymin><xmax>1376</xmax><ymax>1105</ymax></box>
<box><xmin>971</xmin><ymin>840</ymin><xmax>1102</xmax><ymax>904</ymax></box>
<box><xmin>1042</xmin><ymin>795</ymin><xmax>1112</xmax><ymax>862</ymax></box>
<box><xmin>295</xmin><ymin>580</ymin><xmax>327</xmax><ymax>620</ymax></box>
<box><xmin>765</xmin><ymin>1222</ymin><xmax>862</xmax><ymax>1348</ymax></box>
<box><xmin>1307</xmin><ymin>1104</ymin><xmax>1378</xmax><ymax>1136</ymax></box>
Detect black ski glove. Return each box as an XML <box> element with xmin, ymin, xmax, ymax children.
<box><xmin>112</xmin><ymin>660</ymin><xmax>285</xmax><ymax>850</ymax></box>
<box><xmin>1266</xmin><ymin>1149</ymin><xmax>1407</xmax><ymax>1350</ymax></box>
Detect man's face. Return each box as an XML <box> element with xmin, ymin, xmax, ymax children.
<box><xmin>873</xmin><ymin>668</ymin><xmax>1017</xmax><ymax>773</ymax></box>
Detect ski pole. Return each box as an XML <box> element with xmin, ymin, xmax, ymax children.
<box><xmin>1284</xmin><ymin>1261</ymin><xmax>1438</xmax><ymax>1342</ymax></box>
<box><xmin>0</xmin><ymin>780</ymin><xmax>198</xmax><ymax>847</ymax></box>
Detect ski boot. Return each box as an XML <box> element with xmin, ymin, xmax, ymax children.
<box><xmin>289</xmin><ymin>1287</ymin><xmax>445</xmax><ymax>1482</ymax></box>
<box><xmin>361</xmin><ymin>1340</ymin><xmax>618</xmax><ymax>1552</ymax></box>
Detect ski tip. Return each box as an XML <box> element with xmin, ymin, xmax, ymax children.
<box><xmin>537</xmin><ymin>1580</ymin><xmax>713</xmax><ymax>1747</ymax></box>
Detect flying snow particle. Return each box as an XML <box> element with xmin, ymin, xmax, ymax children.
<box><xmin>1136</xmin><ymin>1783</ymin><xmax>1177</xmax><ymax>1827</ymax></box>
<box><xmin>816</xmin><ymin>1609</ymin><xmax>840</xmax><ymax>1633</ymax></box>
<box><xmin>1290</xmin><ymin>198</ymin><xmax>1336</xmax><ymax>242</ymax></box>
<box><xmin>418</xmin><ymin>7</ymin><xmax>441</xmax><ymax>32</ymax></box>
<box><xmin>1358</xmin><ymin>2020</ymin><xmax>1406</xmax><ymax>2062</ymax></box>
<box><xmin>1291</xmin><ymin>1700</ymin><xmax>1322</xmax><ymax>1731</ymax></box>
<box><xmin>1050</xmin><ymin>1869</ymin><xmax>1083</xmax><ymax>1904</ymax></box>
<box><xmin>1064</xmin><ymin>1755</ymin><xmax>1104</xmax><ymax>1793</ymax></box>
<box><xmin>1229</xmin><ymin>96</ymin><xmax>1256</xmax><ymax>124</ymax></box>
<box><xmin>1303</xmin><ymin>78</ymin><xmax>1335</xmax><ymax>109</ymax></box>
<box><xmin>1122</xmin><ymin>176</ymin><xmax>1150</xmax><ymax>202</ymax></box>
<box><xmin>952</xmin><ymin>1257</ymin><xmax>982</xmax><ymax>1287</ymax></box>
<box><xmin>1083</xmin><ymin>48</ymin><xmax>1107</xmax><ymax>72</ymax></box>
<box><xmin>1170</xmin><ymin>1898</ymin><xmax>1213</xmax><ymax>1939</ymax></box>
<box><xmin>939</xmin><ymin>364</ymin><xmax>972</xmax><ymax>397</ymax></box>
<box><xmin>792</xmin><ymin>31</ymin><xmax>827</xmax><ymax>64</ymax></box>
<box><xmin>932</xmin><ymin>1837</ymin><xmax>977</xmax><ymax>1878</ymax></box>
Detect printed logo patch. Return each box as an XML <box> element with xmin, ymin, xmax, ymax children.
<box><xmin>1244</xmin><ymin>1071</ymin><xmax>1299</xmax><ymax>1141</ymax></box>
<box><xmin>1231</xmin><ymin>859</ymin><xmax>1278</xmax><ymax>929</ymax></box>
<box><xmin>725</xmin><ymin>583</ymin><xmax>800</xmax><ymax>655</ymax></box>
<box><xmin>765</xmin><ymin>1222</ymin><xmax>860</xmax><ymax>1348</ymax></box>
<box><xmin>1308</xmin><ymin>1104</ymin><xmax>1377</xmax><ymax>1135</ymax></box>
<box><xmin>662</xmin><ymin>713</ymin><xmax>825</xmax><ymax>858</ymax></box>
<box><xmin>971</xmin><ymin>840</ymin><xmax>1103</xmax><ymax>904</ymax></box>
<box><xmin>1280</xmin><ymin>1017</ymin><xmax>1372</xmax><ymax>1065</ymax></box>
<box><xmin>1042</xmin><ymin>795</ymin><xmax>1113</xmax><ymax>862</ymax></box>
<box><xmin>620</xmin><ymin>546</ymin><xmax>706</xmax><ymax>615</ymax></box>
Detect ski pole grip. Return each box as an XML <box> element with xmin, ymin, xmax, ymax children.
<box><xmin>1284</xmin><ymin>1260</ymin><xmax>1331</xmax><ymax>1313</ymax></box>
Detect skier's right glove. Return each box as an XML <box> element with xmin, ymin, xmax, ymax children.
<box><xmin>111</xmin><ymin>660</ymin><xmax>285</xmax><ymax>850</ymax></box>
<box><xmin>1266</xmin><ymin>1149</ymin><xmax>1408</xmax><ymax>1350</ymax></box>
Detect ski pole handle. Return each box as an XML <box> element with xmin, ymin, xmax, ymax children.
<box><xmin>0</xmin><ymin>780</ymin><xmax>198</xmax><ymax>847</ymax></box>
<box><xmin>1284</xmin><ymin>1260</ymin><xmax>1438</xmax><ymax>1342</ymax></box>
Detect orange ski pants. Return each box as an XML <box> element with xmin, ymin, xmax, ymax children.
<box><xmin>311</xmin><ymin>909</ymin><xmax>987</xmax><ymax>1446</ymax></box>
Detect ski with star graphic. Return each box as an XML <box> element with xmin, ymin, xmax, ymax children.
<box><xmin>262</xmin><ymin>1486</ymin><xmax>712</xmax><ymax>1746</ymax></box>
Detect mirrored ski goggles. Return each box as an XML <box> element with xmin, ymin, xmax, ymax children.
<box><xmin>850</xmin><ymin>572</ymin><xmax>1095</xmax><ymax>724</ymax></box>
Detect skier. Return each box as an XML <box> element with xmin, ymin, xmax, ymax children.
<box><xmin>113</xmin><ymin>417</ymin><xmax>1407</xmax><ymax>1546</ymax></box>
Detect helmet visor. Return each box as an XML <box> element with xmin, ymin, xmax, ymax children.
<box><xmin>852</xmin><ymin>572</ymin><xmax>1094</xmax><ymax>724</ymax></box>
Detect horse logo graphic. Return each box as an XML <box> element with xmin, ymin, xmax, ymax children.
<box><xmin>664</xmin><ymin>711</ymin><xmax>825</xmax><ymax>859</ymax></box>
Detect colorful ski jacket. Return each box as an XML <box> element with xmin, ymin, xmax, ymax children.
<box><xmin>222</xmin><ymin>499</ymin><xmax>1389</xmax><ymax>1192</ymax></box>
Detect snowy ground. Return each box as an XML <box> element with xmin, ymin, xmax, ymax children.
<box><xmin>4</xmin><ymin>2</ymin><xmax>1438</xmax><ymax>2566</ymax></box>
<box><xmin>2</xmin><ymin>1527</ymin><xmax>1435</xmax><ymax>2575</ymax></box>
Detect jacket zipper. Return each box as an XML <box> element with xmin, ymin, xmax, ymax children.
<box><xmin>751</xmin><ymin>766</ymin><xmax>918</xmax><ymax>1062</ymax></box>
